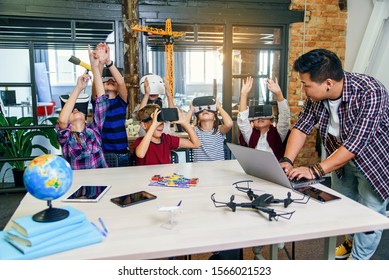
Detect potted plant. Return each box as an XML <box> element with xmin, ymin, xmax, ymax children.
<box><xmin>0</xmin><ymin>114</ymin><xmax>60</xmax><ymax>187</ymax></box>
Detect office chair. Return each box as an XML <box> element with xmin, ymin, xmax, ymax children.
<box><xmin>170</xmin><ymin>151</ymin><xmax>179</xmax><ymax>164</ymax></box>
<box><xmin>104</xmin><ymin>153</ymin><xmax>119</xmax><ymax>168</ymax></box>
<box><xmin>37</xmin><ymin>101</ymin><xmax>56</xmax><ymax>117</ymax></box>
<box><xmin>185</xmin><ymin>148</ymin><xmax>194</xmax><ymax>162</ymax></box>
<box><xmin>224</xmin><ymin>142</ymin><xmax>232</xmax><ymax>160</ymax></box>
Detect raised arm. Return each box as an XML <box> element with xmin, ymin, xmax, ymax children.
<box><xmin>138</xmin><ymin>77</ymin><xmax>150</xmax><ymax>110</ymax></box>
<box><xmin>91</xmin><ymin>42</ymin><xmax>106</xmax><ymax>100</ymax></box>
<box><xmin>239</xmin><ymin>77</ymin><xmax>253</xmax><ymax>112</ymax></box>
<box><xmin>89</xmin><ymin>44</ymin><xmax>104</xmax><ymax>98</ymax></box>
<box><xmin>135</xmin><ymin>109</ymin><xmax>160</xmax><ymax>158</ymax></box>
<box><xmin>58</xmin><ymin>73</ymin><xmax>90</xmax><ymax>129</ymax></box>
<box><xmin>176</xmin><ymin>109</ymin><xmax>201</xmax><ymax>149</ymax></box>
<box><xmin>217</xmin><ymin>100</ymin><xmax>233</xmax><ymax>135</ymax></box>
<box><xmin>104</xmin><ymin>44</ymin><xmax>127</xmax><ymax>101</ymax></box>
<box><xmin>164</xmin><ymin>77</ymin><xmax>175</xmax><ymax>108</ymax></box>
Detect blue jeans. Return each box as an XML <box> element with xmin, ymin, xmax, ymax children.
<box><xmin>331</xmin><ymin>161</ymin><xmax>389</xmax><ymax>260</ymax></box>
<box><xmin>117</xmin><ymin>153</ymin><xmax>132</xmax><ymax>167</ymax></box>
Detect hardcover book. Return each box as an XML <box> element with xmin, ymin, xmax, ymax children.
<box><xmin>0</xmin><ymin>225</ymin><xmax>103</xmax><ymax>260</ymax></box>
<box><xmin>6</xmin><ymin>221</ymin><xmax>83</xmax><ymax>247</ymax></box>
<box><xmin>11</xmin><ymin>205</ymin><xmax>86</xmax><ymax>237</ymax></box>
<box><xmin>7</xmin><ymin>220</ymin><xmax>93</xmax><ymax>254</ymax></box>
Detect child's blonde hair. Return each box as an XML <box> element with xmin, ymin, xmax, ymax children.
<box><xmin>136</xmin><ymin>104</ymin><xmax>160</xmax><ymax>122</ymax></box>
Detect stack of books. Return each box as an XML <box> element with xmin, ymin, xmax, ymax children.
<box><xmin>0</xmin><ymin>205</ymin><xmax>103</xmax><ymax>260</ymax></box>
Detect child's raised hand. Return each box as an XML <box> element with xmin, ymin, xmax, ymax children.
<box><xmin>88</xmin><ymin>44</ymin><xmax>99</xmax><ymax>68</ymax></box>
<box><xmin>76</xmin><ymin>73</ymin><xmax>91</xmax><ymax>90</ymax></box>
<box><xmin>241</xmin><ymin>76</ymin><xmax>253</xmax><ymax>96</ymax></box>
<box><xmin>175</xmin><ymin>108</ymin><xmax>188</xmax><ymax>125</ymax></box>
<box><xmin>150</xmin><ymin>108</ymin><xmax>161</xmax><ymax>127</ymax></box>
<box><xmin>266</xmin><ymin>77</ymin><xmax>282</xmax><ymax>96</ymax></box>
<box><xmin>94</xmin><ymin>43</ymin><xmax>109</xmax><ymax>65</ymax></box>
<box><xmin>164</xmin><ymin>77</ymin><xmax>173</xmax><ymax>99</ymax></box>
<box><xmin>144</xmin><ymin>77</ymin><xmax>150</xmax><ymax>96</ymax></box>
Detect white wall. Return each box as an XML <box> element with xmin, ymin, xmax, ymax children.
<box><xmin>345</xmin><ymin>0</ymin><xmax>374</xmax><ymax>71</ymax></box>
<box><xmin>345</xmin><ymin>0</ymin><xmax>389</xmax><ymax>90</ymax></box>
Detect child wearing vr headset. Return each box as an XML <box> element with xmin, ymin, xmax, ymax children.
<box><xmin>134</xmin><ymin>104</ymin><xmax>200</xmax><ymax>165</ymax></box>
<box><xmin>91</xmin><ymin>42</ymin><xmax>131</xmax><ymax>167</ymax></box>
<box><xmin>238</xmin><ymin>76</ymin><xmax>290</xmax><ymax>161</ymax></box>
<box><xmin>134</xmin><ymin>74</ymin><xmax>175</xmax><ymax>136</ymax></box>
<box><xmin>56</xmin><ymin>45</ymin><xmax>109</xmax><ymax>170</ymax></box>
<box><xmin>186</xmin><ymin>96</ymin><xmax>233</xmax><ymax>162</ymax></box>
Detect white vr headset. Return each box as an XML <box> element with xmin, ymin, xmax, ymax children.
<box><xmin>139</xmin><ymin>74</ymin><xmax>165</xmax><ymax>96</ymax></box>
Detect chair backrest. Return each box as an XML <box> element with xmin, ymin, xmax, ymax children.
<box><xmin>185</xmin><ymin>148</ymin><xmax>194</xmax><ymax>162</ymax></box>
<box><xmin>104</xmin><ymin>153</ymin><xmax>119</xmax><ymax>167</ymax></box>
<box><xmin>170</xmin><ymin>151</ymin><xmax>179</xmax><ymax>164</ymax></box>
<box><xmin>37</xmin><ymin>101</ymin><xmax>56</xmax><ymax>116</ymax></box>
<box><xmin>224</xmin><ymin>142</ymin><xmax>232</xmax><ymax>160</ymax></box>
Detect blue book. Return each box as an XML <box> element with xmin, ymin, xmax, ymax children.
<box><xmin>11</xmin><ymin>205</ymin><xmax>86</xmax><ymax>238</ymax></box>
<box><xmin>6</xmin><ymin>221</ymin><xmax>83</xmax><ymax>247</ymax></box>
<box><xmin>7</xmin><ymin>220</ymin><xmax>94</xmax><ymax>254</ymax></box>
<box><xmin>0</xmin><ymin>224</ymin><xmax>103</xmax><ymax>260</ymax></box>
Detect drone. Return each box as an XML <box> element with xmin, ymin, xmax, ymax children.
<box><xmin>211</xmin><ymin>180</ymin><xmax>310</xmax><ymax>221</ymax></box>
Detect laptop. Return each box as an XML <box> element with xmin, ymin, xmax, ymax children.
<box><xmin>227</xmin><ymin>143</ymin><xmax>325</xmax><ymax>190</ymax></box>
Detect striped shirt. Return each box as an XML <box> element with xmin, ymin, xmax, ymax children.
<box><xmin>100</xmin><ymin>96</ymin><xmax>128</xmax><ymax>153</ymax></box>
<box><xmin>294</xmin><ymin>71</ymin><xmax>389</xmax><ymax>200</ymax></box>
<box><xmin>193</xmin><ymin>126</ymin><xmax>226</xmax><ymax>162</ymax></box>
<box><xmin>56</xmin><ymin>94</ymin><xmax>109</xmax><ymax>170</ymax></box>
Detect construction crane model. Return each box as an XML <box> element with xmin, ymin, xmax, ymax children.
<box><xmin>132</xmin><ymin>18</ymin><xmax>184</xmax><ymax>97</ymax></box>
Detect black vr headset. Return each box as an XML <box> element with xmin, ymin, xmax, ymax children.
<box><xmin>60</xmin><ymin>94</ymin><xmax>90</xmax><ymax>116</ymax></box>
<box><xmin>248</xmin><ymin>105</ymin><xmax>274</xmax><ymax>120</ymax></box>
<box><xmin>192</xmin><ymin>96</ymin><xmax>217</xmax><ymax>114</ymax></box>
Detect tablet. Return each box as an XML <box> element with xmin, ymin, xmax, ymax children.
<box><xmin>63</xmin><ymin>185</ymin><xmax>111</xmax><ymax>202</ymax></box>
<box><xmin>295</xmin><ymin>186</ymin><xmax>341</xmax><ymax>203</ymax></box>
<box><xmin>111</xmin><ymin>191</ymin><xmax>157</xmax><ymax>207</ymax></box>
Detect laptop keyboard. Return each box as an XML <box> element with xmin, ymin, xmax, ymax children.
<box><xmin>289</xmin><ymin>177</ymin><xmax>325</xmax><ymax>188</ymax></box>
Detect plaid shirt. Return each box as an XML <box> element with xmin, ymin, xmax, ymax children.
<box><xmin>294</xmin><ymin>71</ymin><xmax>389</xmax><ymax>200</ymax></box>
<box><xmin>56</xmin><ymin>94</ymin><xmax>109</xmax><ymax>170</ymax></box>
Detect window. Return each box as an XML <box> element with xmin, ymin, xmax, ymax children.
<box><xmin>144</xmin><ymin>23</ymin><xmax>224</xmax><ymax>109</ymax></box>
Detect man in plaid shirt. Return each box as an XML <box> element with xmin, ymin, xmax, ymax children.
<box><xmin>56</xmin><ymin>45</ymin><xmax>109</xmax><ymax>170</ymax></box>
<box><xmin>280</xmin><ymin>49</ymin><xmax>388</xmax><ymax>260</ymax></box>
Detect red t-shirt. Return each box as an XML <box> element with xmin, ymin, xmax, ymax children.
<box><xmin>134</xmin><ymin>133</ymin><xmax>180</xmax><ymax>165</ymax></box>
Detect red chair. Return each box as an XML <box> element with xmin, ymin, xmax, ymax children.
<box><xmin>37</xmin><ymin>101</ymin><xmax>56</xmax><ymax>117</ymax></box>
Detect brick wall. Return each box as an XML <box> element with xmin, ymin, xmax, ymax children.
<box><xmin>288</xmin><ymin>0</ymin><xmax>347</xmax><ymax>166</ymax></box>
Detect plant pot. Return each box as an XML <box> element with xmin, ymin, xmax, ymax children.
<box><xmin>12</xmin><ymin>168</ymin><xmax>25</xmax><ymax>187</ymax></box>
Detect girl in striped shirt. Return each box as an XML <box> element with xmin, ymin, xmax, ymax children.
<box><xmin>187</xmin><ymin>98</ymin><xmax>233</xmax><ymax>162</ymax></box>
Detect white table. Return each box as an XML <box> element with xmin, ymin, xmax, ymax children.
<box><xmin>5</xmin><ymin>160</ymin><xmax>389</xmax><ymax>260</ymax></box>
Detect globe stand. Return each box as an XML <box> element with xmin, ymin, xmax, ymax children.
<box><xmin>32</xmin><ymin>200</ymin><xmax>69</xmax><ymax>222</ymax></box>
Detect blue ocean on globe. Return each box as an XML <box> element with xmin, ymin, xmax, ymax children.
<box><xmin>23</xmin><ymin>154</ymin><xmax>73</xmax><ymax>201</ymax></box>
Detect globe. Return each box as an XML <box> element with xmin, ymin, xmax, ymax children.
<box><xmin>23</xmin><ymin>154</ymin><xmax>73</xmax><ymax>222</ymax></box>
<box><xmin>24</xmin><ymin>154</ymin><xmax>73</xmax><ymax>201</ymax></box>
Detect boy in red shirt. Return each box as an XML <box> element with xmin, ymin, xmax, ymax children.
<box><xmin>134</xmin><ymin>104</ymin><xmax>200</xmax><ymax>165</ymax></box>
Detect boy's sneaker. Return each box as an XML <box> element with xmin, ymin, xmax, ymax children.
<box><xmin>335</xmin><ymin>237</ymin><xmax>352</xmax><ymax>260</ymax></box>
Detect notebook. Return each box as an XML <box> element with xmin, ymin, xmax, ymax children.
<box><xmin>227</xmin><ymin>143</ymin><xmax>325</xmax><ymax>190</ymax></box>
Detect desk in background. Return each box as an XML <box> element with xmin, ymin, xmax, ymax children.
<box><xmin>5</xmin><ymin>160</ymin><xmax>389</xmax><ymax>260</ymax></box>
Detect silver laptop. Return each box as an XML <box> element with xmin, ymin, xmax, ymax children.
<box><xmin>227</xmin><ymin>143</ymin><xmax>324</xmax><ymax>190</ymax></box>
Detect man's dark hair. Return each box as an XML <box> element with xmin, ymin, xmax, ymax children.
<box><xmin>293</xmin><ymin>49</ymin><xmax>344</xmax><ymax>83</ymax></box>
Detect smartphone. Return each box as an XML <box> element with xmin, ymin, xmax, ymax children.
<box><xmin>111</xmin><ymin>191</ymin><xmax>157</xmax><ymax>207</ymax></box>
<box><xmin>295</xmin><ymin>186</ymin><xmax>341</xmax><ymax>203</ymax></box>
<box><xmin>157</xmin><ymin>108</ymin><xmax>179</xmax><ymax>122</ymax></box>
